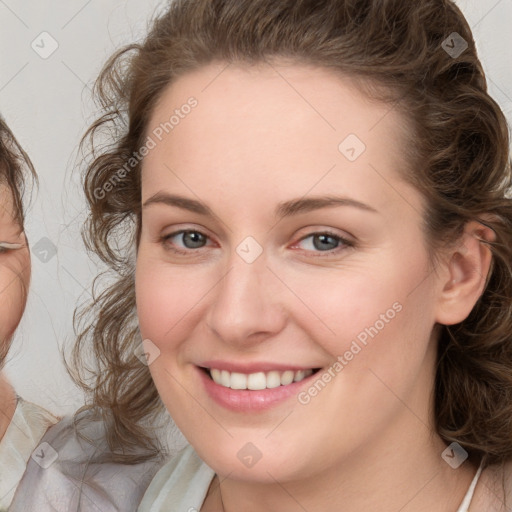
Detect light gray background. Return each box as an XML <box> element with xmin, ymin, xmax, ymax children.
<box><xmin>0</xmin><ymin>0</ymin><xmax>511</xmax><ymax>417</ymax></box>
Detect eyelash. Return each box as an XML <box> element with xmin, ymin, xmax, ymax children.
<box><xmin>159</xmin><ymin>229</ymin><xmax>354</xmax><ymax>257</ymax></box>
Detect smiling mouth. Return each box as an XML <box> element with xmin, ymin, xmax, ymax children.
<box><xmin>202</xmin><ymin>367</ymin><xmax>321</xmax><ymax>390</ymax></box>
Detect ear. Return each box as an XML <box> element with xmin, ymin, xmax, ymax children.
<box><xmin>435</xmin><ymin>221</ymin><xmax>495</xmax><ymax>326</ymax></box>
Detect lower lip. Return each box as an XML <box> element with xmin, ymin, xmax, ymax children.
<box><xmin>198</xmin><ymin>367</ymin><xmax>318</xmax><ymax>412</ymax></box>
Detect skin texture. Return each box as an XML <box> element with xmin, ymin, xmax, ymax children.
<box><xmin>0</xmin><ymin>184</ymin><xmax>30</xmax><ymax>440</ymax></box>
<box><xmin>135</xmin><ymin>61</ymin><xmax>494</xmax><ymax>512</ymax></box>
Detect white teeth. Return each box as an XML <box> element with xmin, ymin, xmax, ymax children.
<box><xmin>281</xmin><ymin>370</ymin><xmax>294</xmax><ymax>386</ymax></box>
<box><xmin>209</xmin><ymin>368</ymin><xmax>314</xmax><ymax>390</ymax></box>
<box><xmin>230</xmin><ymin>372</ymin><xmax>247</xmax><ymax>389</ymax></box>
<box><xmin>247</xmin><ymin>372</ymin><xmax>266</xmax><ymax>390</ymax></box>
<box><xmin>211</xmin><ymin>368</ymin><xmax>221</xmax><ymax>382</ymax></box>
<box><xmin>220</xmin><ymin>370</ymin><xmax>230</xmax><ymax>387</ymax></box>
<box><xmin>293</xmin><ymin>370</ymin><xmax>305</xmax><ymax>382</ymax></box>
<box><xmin>266</xmin><ymin>371</ymin><xmax>281</xmax><ymax>389</ymax></box>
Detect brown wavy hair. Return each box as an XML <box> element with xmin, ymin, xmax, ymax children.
<box><xmin>72</xmin><ymin>0</ymin><xmax>512</xmax><ymax>466</ymax></box>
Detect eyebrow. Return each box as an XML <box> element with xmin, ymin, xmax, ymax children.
<box><xmin>142</xmin><ymin>192</ymin><xmax>378</xmax><ymax>218</ymax></box>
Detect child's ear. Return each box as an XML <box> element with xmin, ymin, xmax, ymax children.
<box><xmin>435</xmin><ymin>221</ymin><xmax>496</xmax><ymax>326</ymax></box>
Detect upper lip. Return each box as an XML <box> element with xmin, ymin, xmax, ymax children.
<box><xmin>199</xmin><ymin>361</ymin><xmax>320</xmax><ymax>373</ymax></box>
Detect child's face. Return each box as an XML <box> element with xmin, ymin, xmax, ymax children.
<box><xmin>0</xmin><ymin>184</ymin><xmax>30</xmax><ymax>364</ymax></box>
<box><xmin>136</xmin><ymin>62</ymin><xmax>447</xmax><ymax>481</ymax></box>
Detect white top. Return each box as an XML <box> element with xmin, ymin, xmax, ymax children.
<box><xmin>9</xmin><ymin>410</ymin><xmax>166</xmax><ymax>512</ymax></box>
<box><xmin>0</xmin><ymin>397</ymin><xmax>58</xmax><ymax>510</ymax></box>
<box><xmin>138</xmin><ymin>445</ymin><xmax>484</xmax><ymax>512</ymax></box>
<box><xmin>456</xmin><ymin>462</ymin><xmax>483</xmax><ymax>512</ymax></box>
<box><xmin>138</xmin><ymin>444</ymin><xmax>215</xmax><ymax>512</ymax></box>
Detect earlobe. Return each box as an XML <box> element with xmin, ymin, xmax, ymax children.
<box><xmin>435</xmin><ymin>221</ymin><xmax>495</xmax><ymax>326</ymax></box>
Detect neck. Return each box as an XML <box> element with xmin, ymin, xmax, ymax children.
<box><xmin>0</xmin><ymin>373</ymin><xmax>17</xmax><ymax>441</ymax></box>
<box><xmin>213</xmin><ymin>432</ymin><xmax>476</xmax><ymax>512</ymax></box>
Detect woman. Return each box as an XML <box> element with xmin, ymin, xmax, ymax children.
<box><xmin>0</xmin><ymin>116</ymin><xmax>58</xmax><ymax>509</ymax></box>
<box><xmin>31</xmin><ymin>0</ymin><xmax>512</xmax><ymax>510</ymax></box>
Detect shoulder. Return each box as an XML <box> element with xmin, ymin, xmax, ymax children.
<box><xmin>0</xmin><ymin>397</ymin><xmax>58</xmax><ymax>509</ymax></box>
<box><xmin>13</xmin><ymin>396</ymin><xmax>59</xmax><ymax>435</ymax></box>
<box><xmin>0</xmin><ymin>396</ymin><xmax>58</xmax><ymax>460</ymax></box>
<box><xmin>3</xmin><ymin>397</ymin><xmax>59</xmax><ymax>455</ymax></box>
<box><xmin>138</xmin><ymin>444</ymin><xmax>216</xmax><ymax>512</ymax></box>
<box><xmin>9</xmin><ymin>410</ymin><xmax>167</xmax><ymax>512</ymax></box>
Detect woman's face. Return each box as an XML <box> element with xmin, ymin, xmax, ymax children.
<box><xmin>0</xmin><ymin>184</ymin><xmax>30</xmax><ymax>365</ymax></box>
<box><xmin>136</xmin><ymin>62</ymin><xmax>448</xmax><ymax>482</ymax></box>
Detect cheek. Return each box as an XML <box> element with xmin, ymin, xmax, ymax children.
<box><xmin>135</xmin><ymin>255</ymin><xmax>211</xmax><ymax>354</ymax></box>
<box><xmin>274</xmin><ymin>263</ymin><xmax>415</xmax><ymax>347</ymax></box>
<box><xmin>0</xmin><ymin>269</ymin><xmax>28</xmax><ymax>348</ymax></box>
<box><xmin>279</xmin><ymin>256</ymin><xmax>436</xmax><ymax>384</ymax></box>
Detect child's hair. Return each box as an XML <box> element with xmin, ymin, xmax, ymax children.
<box><xmin>0</xmin><ymin>115</ymin><xmax>36</xmax><ymax>227</ymax></box>
<box><xmin>73</xmin><ymin>0</ymin><xmax>512</xmax><ymax>465</ymax></box>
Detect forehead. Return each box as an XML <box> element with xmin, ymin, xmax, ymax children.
<box><xmin>142</xmin><ymin>62</ymin><xmax>416</xmax><ymax>215</ymax></box>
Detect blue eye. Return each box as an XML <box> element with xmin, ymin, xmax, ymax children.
<box><xmin>295</xmin><ymin>232</ymin><xmax>350</xmax><ymax>254</ymax></box>
<box><xmin>163</xmin><ymin>230</ymin><xmax>208</xmax><ymax>251</ymax></box>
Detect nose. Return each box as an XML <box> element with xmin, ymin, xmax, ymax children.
<box><xmin>205</xmin><ymin>253</ymin><xmax>287</xmax><ymax>348</ymax></box>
